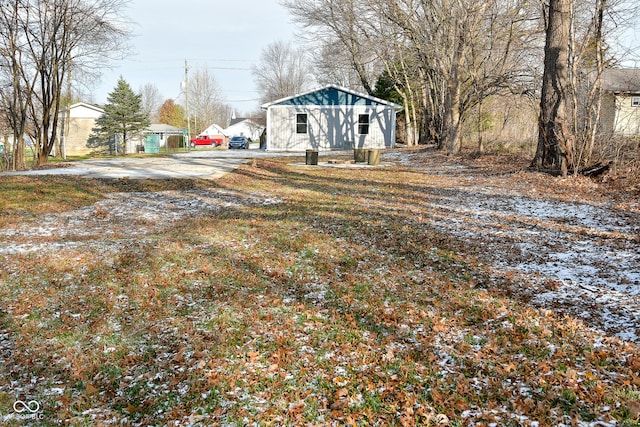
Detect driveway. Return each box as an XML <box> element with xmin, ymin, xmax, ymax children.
<box><xmin>1</xmin><ymin>148</ymin><xmax>381</xmax><ymax>179</ymax></box>
<box><xmin>1</xmin><ymin>148</ymin><xmax>303</xmax><ymax>180</ymax></box>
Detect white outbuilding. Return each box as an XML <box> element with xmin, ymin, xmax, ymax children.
<box><xmin>262</xmin><ymin>84</ymin><xmax>400</xmax><ymax>152</ymax></box>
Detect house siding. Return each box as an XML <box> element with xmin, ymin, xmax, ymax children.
<box><xmin>267</xmin><ymin>105</ymin><xmax>396</xmax><ymax>152</ymax></box>
<box><xmin>63</xmin><ymin>117</ymin><xmax>98</xmax><ymax>156</ymax></box>
<box><xmin>58</xmin><ymin>103</ymin><xmax>104</xmax><ymax>156</ymax></box>
<box><xmin>599</xmin><ymin>93</ymin><xmax>617</xmax><ymax>137</ymax></box>
<box><xmin>613</xmin><ymin>94</ymin><xmax>640</xmax><ymax>136</ymax></box>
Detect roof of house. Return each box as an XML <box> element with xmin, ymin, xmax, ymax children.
<box><xmin>602</xmin><ymin>69</ymin><xmax>640</xmax><ymax>94</ymax></box>
<box><xmin>228</xmin><ymin>117</ymin><xmax>266</xmax><ymax>128</ymax></box>
<box><xmin>61</xmin><ymin>102</ymin><xmax>104</xmax><ymax>114</ymax></box>
<box><xmin>261</xmin><ymin>84</ymin><xmax>402</xmax><ymax>109</ymax></box>
<box><xmin>223</xmin><ymin>118</ymin><xmax>265</xmax><ymax>138</ymax></box>
<box><xmin>200</xmin><ymin>123</ymin><xmax>226</xmax><ymax>135</ymax></box>
<box><xmin>146</xmin><ymin>124</ymin><xmax>184</xmax><ymax>134</ymax></box>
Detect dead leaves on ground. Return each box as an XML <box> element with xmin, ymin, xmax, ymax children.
<box><xmin>0</xmin><ymin>153</ymin><xmax>638</xmax><ymax>426</ymax></box>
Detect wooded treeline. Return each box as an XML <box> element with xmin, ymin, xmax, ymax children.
<box><xmin>284</xmin><ymin>0</ymin><xmax>638</xmax><ymax>174</ymax></box>
<box><xmin>0</xmin><ymin>0</ymin><xmax>129</xmax><ymax>170</ymax></box>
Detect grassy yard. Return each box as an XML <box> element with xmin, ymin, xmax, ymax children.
<box><xmin>0</xmin><ymin>151</ymin><xmax>638</xmax><ymax>426</ymax></box>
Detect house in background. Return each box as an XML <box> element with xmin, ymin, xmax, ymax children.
<box><xmin>199</xmin><ymin>123</ymin><xmax>228</xmax><ymax>143</ymax></box>
<box><xmin>132</xmin><ymin>123</ymin><xmax>185</xmax><ymax>153</ymax></box>
<box><xmin>57</xmin><ymin>102</ymin><xmax>104</xmax><ymax>157</ymax></box>
<box><xmin>223</xmin><ymin>117</ymin><xmax>264</xmax><ymax>141</ymax></box>
<box><xmin>262</xmin><ymin>84</ymin><xmax>400</xmax><ymax>152</ymax></box>
<box><xmin>600</xmin><ymin>68</ymin><xmax>640</xmax><ymax>137</ymax></box>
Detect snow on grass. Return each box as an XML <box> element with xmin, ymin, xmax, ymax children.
<box><xmin>0</xmin><ymin>151</ymin><xmax>639</xmax><ymax>426</ymax></box>
<box><xmin>385</xmin><ymin>149</ymin><xmax>640</xmax><ymax>344</ymax></box>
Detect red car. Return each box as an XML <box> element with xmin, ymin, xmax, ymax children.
<box><xmin>190</xmin><ymin>135</ymin><xmax>223</xmax><ymax>147</ymax></box>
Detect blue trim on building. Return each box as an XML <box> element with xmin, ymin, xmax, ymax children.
<box><xmin>276</xmin><ymin>87</ymin><xmax>376</xmax><ymax>106</ymax></box>
<box><xmin>266</xmin><ymin>85</ymin><xmax>399</xmax><ymax>107</ymax></box>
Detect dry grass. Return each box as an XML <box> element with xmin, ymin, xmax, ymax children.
<box><xmin>0</xmin><ymin>151</ymin><xmax>638</xmax><ymax>426</ymax></box>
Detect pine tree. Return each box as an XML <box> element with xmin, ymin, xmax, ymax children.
<box><xmin>93</xmin><ymin>77</ymin><xmax>150</xmax><ymax>155</ymax></box>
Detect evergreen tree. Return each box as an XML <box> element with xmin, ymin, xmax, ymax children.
<box><xmin>93</xmin><ymin>77</ymin><xmax>150</xmax><ymax>155</ymax></box>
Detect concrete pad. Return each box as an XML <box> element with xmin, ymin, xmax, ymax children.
<box><xmin>1</xmin><ymin>156</ymin><xmax>249</xmax><ymax>180</ymax></box>
<box><xmin>0</xmin><ymin>149</ymin><xmax>388</xmax><ymax>179</ymax></box>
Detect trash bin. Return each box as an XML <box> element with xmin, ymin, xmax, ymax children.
<box><xmin>368</xmin><ymin>149</ymin><xmax>380</xmax><ymax>166</ymax></box>
<box><xmin>354</xmin><ymin>148</ymin><xmax>367</xmax><ymax>163</ymax></box>
<box><xmin>306</xmin><ymin>149</ymin><xmax>318</xmax><ymax>165</ymax></box>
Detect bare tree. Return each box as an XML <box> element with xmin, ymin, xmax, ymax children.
<box><xmin>0</xmin><ymin>0</ymin><xmax>31</xmax><ymax>170</ymax></box>
<box><xmin>139</xmin><ymin>83</ymin><xmax>163</xmax><ymax>123</ymax></box>
<box><xmin>565</xmin><ymin>0</ymin><xmax>640</xmax><ymax>172</ymax></box>
<box><xmin>532</xmin><ymin>0</ymin><xmax>574</xmax><ymax>176</ymax></box>
<box><xmin>0</xmin><ymin>0</ymin><xmax>130</xmax><ymax>168</ymax></box>
<box><xmin>187</xmin><ymin>68</ymin><xmax>229</xmax><ymax>134</ymax></box>
<box><xmin>312</xmin><ymin>41</ymin><xmax>372</xmax><ymax>90</ymax></box>
<box><xmin>251</xmin><ymin>40</ymin><xmax>314</xmax><ymax>104</ymax></box>
<box><xmin>284</xmin><ymin>0</ymin><xmax>542</xmax><ymax>153</ymax></box>
<box><xmin>284</xmin><ymin>0</ymin><xmax>382</xmax><ymax>94</ymax></box>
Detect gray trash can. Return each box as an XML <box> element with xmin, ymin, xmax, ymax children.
<box><xmin>354</xmin><ymin>148</ymin><xmax>367</xmax><ymax>163</ymax></box>
<box><xmin>306</xmin><ymin>149</ymin><xmax>318</xmax><ymax>165</ymax></box>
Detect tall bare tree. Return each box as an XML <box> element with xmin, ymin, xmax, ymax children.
<box><xmin>187</xmin><ymin>68</ymin><xmax>230</xmax><ymax>134</ymax></box>
<box><xmin>139</xmin><ymin>83</ymin><xmax>163</xmax><ymax>123</ymax></box>
<box><xmin>0</xmin><ymin>0</ymin><xmax>31</xmax><ymax>170</ymax></box>
<box><xmin>532</xmin><ymin>0</ymin><xmax>574</xmax><ymax>176</ymax></box>
<box><xmin>251</xmin><ymin>40</ymin><xmax>314</xmax><ymax>104</ymax></box>
<box><xmin>0</xmin><ymin>0</ymin><xmax>130</xmax><ymax>168</ymax></box>
<box><xmin>284</xmin><ymin>0</ymin><xmax>542</xmax><ymax>153</ymax></box>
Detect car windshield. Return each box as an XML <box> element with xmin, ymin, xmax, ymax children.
<box><xmin>231</xmin><ymin>137</ymin><xmax>244</xmax><ymax>141</ymax></box>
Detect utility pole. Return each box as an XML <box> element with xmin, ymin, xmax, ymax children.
<box><xmin>185</xmin><ymin>59</ymin><xmax>191</xmax><ymax>152</ymax></box>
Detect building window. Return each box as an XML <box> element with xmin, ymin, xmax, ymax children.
<box><xmin>296</xmin><ymin>113</ymin><xmax>308</xmax><ymax>134</ymax></box>
<box><xmin>632</xmin><ymin>97</ymin><xmax>640</xmax><ymax>107</ymax></box>
<box><xmin>358</xmin><ymin>114</ymin><xmax>370</xmax><ymax>135</ymax></box>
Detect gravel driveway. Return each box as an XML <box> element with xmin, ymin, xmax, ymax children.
<box><xmin>1</xmin><ymin>149</ymin><xmax>304</xmax><ymax>179</ymax></box>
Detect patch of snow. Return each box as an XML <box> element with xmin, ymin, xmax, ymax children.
<box><xmin>386</xmin><ymin>150</ymin><xmax>640</xmax><ymax>344</ymax></box>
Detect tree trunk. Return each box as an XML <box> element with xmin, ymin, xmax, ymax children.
<box><xmin>532</xmin><ymin>0</ymin><xmax>574</xmax><ymax>176</ymax></box>
<box><xmin>444</xmin><ymin>77</ymin><xmax>462</xmax><ymax>155</ymax></box>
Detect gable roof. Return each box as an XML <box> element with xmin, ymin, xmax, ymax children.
<box><xmin>261</xmin><ymin>84</ymin><xmax>401</xmax><ymax>109</ymax></box>
<box><xmin>228</xmin><ymin>117</ymin><xmax>265</xmax><ymax>128</ymax></box>
<box><xmin>200</xmin><ymin>123</ymin><xmax>226</xmax><ymax>136</ymax></box>
<box><xmin>602</xmin><ymin>69</ymin><xmax>640</xmax><ymax>94</ymax></box>
<box><xmin>223</xmin><ymin>118</ymin><xmax>264</xmax><ymax>138</ymax></box>
<box><xmin>146</xmin><ymin>123</ymin><xmax>184</xmax><ymax>133</ymax></box>
<box><xmin>60</xmin><ymin>102</ymin><xmax>104</xmax><ymax>117</ymax></box>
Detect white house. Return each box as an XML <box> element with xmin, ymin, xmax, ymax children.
<box><xmin>600</xmin><ymin>68</ymin><xmax>640</xmax><ymax>137</ymax></box>
<box><xmin>223</xmin><ymin>118</ymin><xmax>264</xmax><ymax>141</ymax></box>
<box><xmin>138</xmin><ymin>123</ymin><xmax>185</xmax><ymax>153</ymax></box>
<box><xmin>200</xmin><ymin>123</ymin><xmax>227</xmax><ymax>138</ymax></box>
<box><xmin>262</xmin><ymin>84</ymin><xmax>400</xmax><ymax>152</ymax></box>
<box><xmin>57</xmin><ymin>102</ymin><xmax>104</xmax><ymax>156</ymax></box>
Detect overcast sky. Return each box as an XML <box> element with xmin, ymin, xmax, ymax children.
<box><xmin>91</xmin><ymin>0</ymin><xmax>298</xmax><ymax>115</ymax></box>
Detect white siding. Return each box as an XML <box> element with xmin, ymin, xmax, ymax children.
<box><xmin>267</xmin><ymin>105</ymin><xmax>396</xmax><ymax>152</ymax></box>
<box><xmin>614</xmin><ymin>95</ymin><xmax>640</xmax><ymax>136</ymax></box>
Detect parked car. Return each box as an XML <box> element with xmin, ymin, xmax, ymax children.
<box><xmin>228</xmin><ymin>135</ymin><xmax>248</xmax><ymax>149</ymax></box>
<box><xmin>190</xmin><ymin>135</ymin><xmax>223</xmax><ymax>148</ymax></box>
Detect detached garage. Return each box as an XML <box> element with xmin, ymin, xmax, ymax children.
<box><xmin>262</xmin><ymin>84</ymin><xmax>400</xmax><ymax>152</ymax></box>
